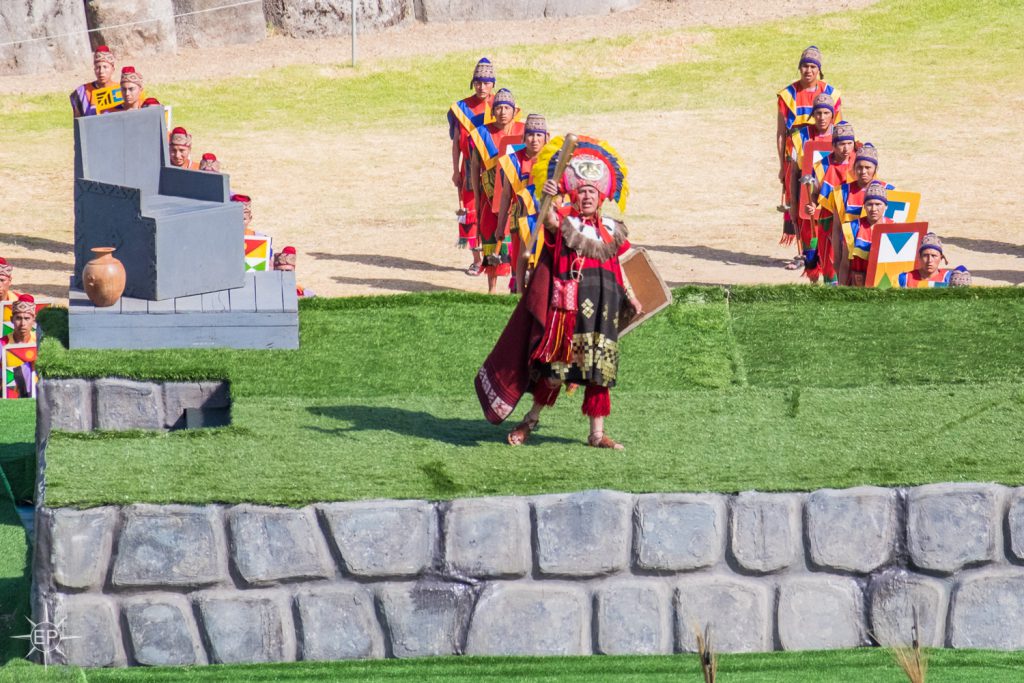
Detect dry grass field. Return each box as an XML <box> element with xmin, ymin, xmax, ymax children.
<box><xmin>0</xmin><ymin>0</ymin><xmax>1021</xmax><ymax>301</ymax></box>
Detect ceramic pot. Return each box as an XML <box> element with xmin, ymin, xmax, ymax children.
<box><xmin>82</xmin><ymin>247</ymin><xmax>126</xmax><ymax>307</ymax></box>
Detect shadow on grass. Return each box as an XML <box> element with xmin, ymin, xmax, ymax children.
<box><xmin>640</xmin><ymin>244</ymin><xmax>782</xmax><ymax>269</ymax></box>
<box><xmin>311</xmin><ymin>252</ymin><xmax>463</xmax><ymax>274</ymax></box>
<box><xmin>0</xmin><ymin>234</ymin><xmax>72</xmax><ymax>255</ymax></box>
<box><xmin>943</xmin><ymin>236</ymin><xmax>1024</xmax><ymax>258</ymax></box>
<box><xmin>971</xmin><ymin>269</ymin><xmax>1024</xmax><ymax>285</ymax></box>
<box><xmin>306</xmin><ymin>405</ymin><xmax>575</xmax><ymax>447</ymax></box>
<box><xmin>332</xmin><ymin>276</ymin><xmax>452</xmax><ymax>293</ymax></box>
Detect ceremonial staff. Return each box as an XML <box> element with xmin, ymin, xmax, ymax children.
<box><xmin>525</xmin><ymin>133</ymin><xmax>578</xmax><ymax>257</ymax></box>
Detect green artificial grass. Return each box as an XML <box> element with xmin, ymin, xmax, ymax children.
<box><xmin>2</xmin><ymin>649</ymin><xmax>1024</xmax><ymax>681</ymax></box>
<box><xmin>0</xmin><ymin>401</ymin><xmax>36</xmax><ymax>504</ymax></box>
<box><xmin>1</xmin><ymin>0</ymin><xmax>1022</xmax><ymax>137</ymax></box>
<box><xmin>0</xmin><ymin>471</ymin><xmax>31</xmax><ymax>665</ymax></box>
<box><xmin>35</xmin><ymin>287</ymin><xmax>1024</xmax><ymax>508</ymax></box>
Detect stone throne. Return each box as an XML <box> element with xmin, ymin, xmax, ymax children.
<box><xmin>73</xmin><ymin>106</ymin><xmax>242</xmax><ymax>300</ymax></box>
<box><xmin>68</xmin><ymin>107</ymin><xmax>298</xmax><ymax>350</ymax></box>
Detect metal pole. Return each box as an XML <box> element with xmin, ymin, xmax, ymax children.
<box><xmin>351</xmin><ymin>0</ymin><xmax>357</xmax><ymax>67</ymax></box>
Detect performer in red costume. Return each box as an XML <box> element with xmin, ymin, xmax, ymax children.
<box><xmin>475</xmin><ymin>136</ymin><xmax>641</xmax><ymax>450</ymax></box>
<box><xmin>448</xmin><ymin>58</ymin><xmax>497</xmax><ymax>275</ymax></box>
<box><xmin>469</xmin><ymin>88</ymin><xmax>525</xmax><ymax>294</ymax></box>
<box><xmin>776</xmin><ymin>46</ymin><xmax>843</xmax><ymax>263</ymax></box>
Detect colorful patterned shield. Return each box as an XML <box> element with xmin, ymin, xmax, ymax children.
<box><xmin>244</xmin><ymin>234</ymin><xmax>273</xmax><ymax>272</ymax></box>
<box><xmin>865</xmin><ymin>222</ymin><xmax>929</xmax><ymax>288</ymax></box>
<box><xmin>883</xmin><ymin>190</ymin><xmax>921</xmax><ymax>223</ymax></box>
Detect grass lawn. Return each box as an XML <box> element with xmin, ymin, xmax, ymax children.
<box><xmin>1</xmin><ymin>649</ymin><xmax>1023</xmax><ymax>681</ymax></box>
<box><xmin>0</xmin><ymin>401</ymin><xmax>35</xmax><ymax>504</ymax></box>
<box><xmin>2</xmin><ymin>0</ymin><xmax>1021</xmax><ymax>137</ymax></box>
<box><xmin>35</xmin><ymin>286</ymin><xmax>1024</xmax><ymax>508</ymax></box>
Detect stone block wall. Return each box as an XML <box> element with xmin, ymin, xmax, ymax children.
<box><xmin>37</xmin><ymin>377</ymin><xmax>230</xmax><ymax>433</ymax></box>
<box><xmin>32</xmin><ymin>485</ymin><xmax>1024</xmax><ymax>667</ymax></box>
<box><xmin>1</xmin><ymin>0</ymin><xmax>642</xmax><ymax>74</ymax></box>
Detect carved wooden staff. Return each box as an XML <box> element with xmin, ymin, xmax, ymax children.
<box><xmin>525</xmin><ymin>133</ymin><xmax>578</xmax><ymax>257</ymax></box>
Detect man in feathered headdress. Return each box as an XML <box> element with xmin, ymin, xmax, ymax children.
<box><xmin>475</xmin><ymin>136</ymin><xmax>642</xmax><ymax>450</ymax></box>
<box><xmin>448</xmin><ymin>58</ymin><xmax>497</xmax><ymax>275</ymax></box>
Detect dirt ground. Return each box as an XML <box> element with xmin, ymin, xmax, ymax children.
<box><xmin>1</xmin><ymin>0</ymin><xmax>1022</xmax><ymax>303</ymax></box>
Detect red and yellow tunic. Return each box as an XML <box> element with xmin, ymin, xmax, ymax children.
<box><xmin>898</xmin><ymin>270</ymin><xmax>952</xmax><ymax>288</ymax></box>
<box><xmin>472</xmin><ymin>119</ymin><xmax>525</xmax><ymax>276</ymax></box>
<box><xmin>448</xmin><ymin>94</ymin><xmax>494</xmax><ymax>244</ymax></box>
<box><xmin>850</xmin><ymin>216</ymin><xmax>893</xmax><ymax>273</ymax></box>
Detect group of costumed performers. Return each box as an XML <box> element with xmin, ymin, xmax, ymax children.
<box><xmin>0</xmin><ymin>260</ymin><xmax>41</xmax><ymax>399</ymax></box>
<box><xmin>450</xmin><ymin>59</ymin><xmax>553</xmax><ymax>294</ymax></box>
<box><xmin>70</xmin><ymin>45</ymin><xmax>161</xmax><ymax>117</ymax></box>
<box><xmin>778</xmin><ymin>46</ymin><xmax>970</xmax><ymax>287</ymax></box>
<box><xmin>70</xmin><ymin>46</ymin><xmax>312</xmax><ymax>298</ymax></box>
<box><xmin>776</xmin><ymin>45</ymin><xmax>842</xmax><ymax>267</ymax></box>
<box><xmin>475</xmin><ymin>135</ymin><xmax>643</xmax><ymax>450</ymax></box>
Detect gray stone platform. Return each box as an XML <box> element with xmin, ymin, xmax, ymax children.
<box><xmin>31</xmin><ymin>485</ymin><xmax>1024</xmax><ymax>667</ymax></box>
<box><xmin>68</xmin><ymin>272</ymin><xmax>298</xmax><ymax>350</ymax></box>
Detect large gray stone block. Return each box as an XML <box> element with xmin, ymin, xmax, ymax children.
<box><xmin>869</xmin><ymin>570</ymin><xmax>948</xmax><ymax>647</ymax></box>
<box><xmin>74</xmin><ymin>108</ymin><xmax>245</xmax><ymax>301</ymax></box>
<box><xmin>806</xmin><ymin>487</ymin><xmax>897</xmax><ymax>573</ymax></box>
<box><xmin>124</xmin><ymin>594</ymin><xmax>206</xmax><ymax>666</ymax></box>
<box><xmin>595</xmin><ymin>579</ymin><xmax>672</xmax><ymax>655</ymax></box>
<box><xmin>675</xmin><ymin>576</ymin><xmax>771</xmax><ymax>653</ymax></box>
<box><xmin>37</xmin><ymin>379</ymin><xmax>93</xmax><ymax>433</ymax></box>
<box><xmin>52</xmin><ymin>594</ymin><xmax>125</xmax><ymax>667</ymax></box>
<box><xmin>1007</xmin><ymin>488</ymin><xmax>1024</xmax><ymax>561</ymax></box>
<box><xmin>264</xmin><ymin>0</ymin><xmax>410</xmax><ymax>37</ymax></box>
<box><xmin>949</xmin><ymin>570</ymin><xmax>1024</xmax><ymax>650</ymax></box>
<box><xmin>48</xmin><ymin>507</ymin><xmax>116</xmax><ymax>590</ymax></box>
<box><xmin>112</xmin><ymin>505</ymin><xmax>227</xmax><ymax>588</ymax></box>
<box><xmin>0</xmin><ymin>0</ymin><xmax>91</xmax><ymax>76</ymax></box>
<box><xmin>730</xmin><ymin>492</ymin><xmax>801</xmax><ymax>573</ymax></box>
<box><xmin>163</xmin><ymin>381</ymin><xmax>230</xmax><ymax>429</ymax></box>
<box><xmin>444</xmin><ymin>497</ymin><xmax>531</xmax><ymax>578</ymax></box>
<box><xmin>777</xmin><ymin>576</ymin><xmax>865</xmax><ymax>650</ymax></box>
<box><xmin>295</xmin><ymin>586</ymin><xmax>384</xmax><ymax>661</ymax></box>
<box><xmin>635</xmin><ymin>494</ymin><xmax>726</xmax><ymax>572</ymax></box>
<box><xmin>466</xmin><ymin>583</ymin><xmax>589</xmax><ymax>656</ymax></box>
<box><xmin>196</xmin><ymin>590</ymin><xmax>292</xmax><ymax>664</ymax></box>
<box><xmin>84</xmin><ymin>0</ymin><xmax>177</xmax><ymax>55</ymax></box>
<box><xmin>906</xmin><ymin>484</ymin><xmax>1002</xmax><ymax>574</ymax></box>
<box><xmin>378</xmin><ymin>582</ymin><xmax>475</xmax><ymax>658</ymax></box>
<box><xmin>319</xmin><ymin>500</ymin><xmax>436</xmax><ymax>578</ymax></box>
<box><xmin>227</xmin><ymin>505</ymin><xmax>332</xmax><ymax>586</ymax></box>
<box><xmin>534</xmin><ymin>490</ymin><xmax>633</xmax><ymax>577</ymax></box>
<box><xmin>94</xmin><ymin>379</ymin><xmax>164</xmax><ymax>431</ymax></box>
<box><xmin>173</xmin><ymin>0</ymin><xmax>266</xmax><ymax>48</ymax></box>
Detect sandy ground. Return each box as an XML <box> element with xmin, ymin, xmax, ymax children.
<box><xmin>1</xmin><ymin>0</ymin><xmax>1022</xmax><ymax>303</ymax></box>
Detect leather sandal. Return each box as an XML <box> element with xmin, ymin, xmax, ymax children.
<box><xmin>507</xmin><ymin>417</ymin><xmax>539</xmax><ymax>446</ymax></box>
<box><xmin>588</xmin><ymin>433</ymin><xmax>624</xmax><ymax>450</ymax></box>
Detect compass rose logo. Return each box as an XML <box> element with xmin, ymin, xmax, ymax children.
<box><xmin>11</xmin><ymin>604</ymin><xmax>79</xmax><ymax>667</ymax></box>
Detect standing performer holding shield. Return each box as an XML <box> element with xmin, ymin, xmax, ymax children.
<box><xmin>475</xmin><ymin>134</ymin><xmax>642</xmax><ymax>450</ymax></box>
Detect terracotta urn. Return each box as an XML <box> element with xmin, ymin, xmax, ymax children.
<box><xmin>82</xmin><ymin>247</ymin><xmax>126</xmax><ymax>307</ymax></box>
